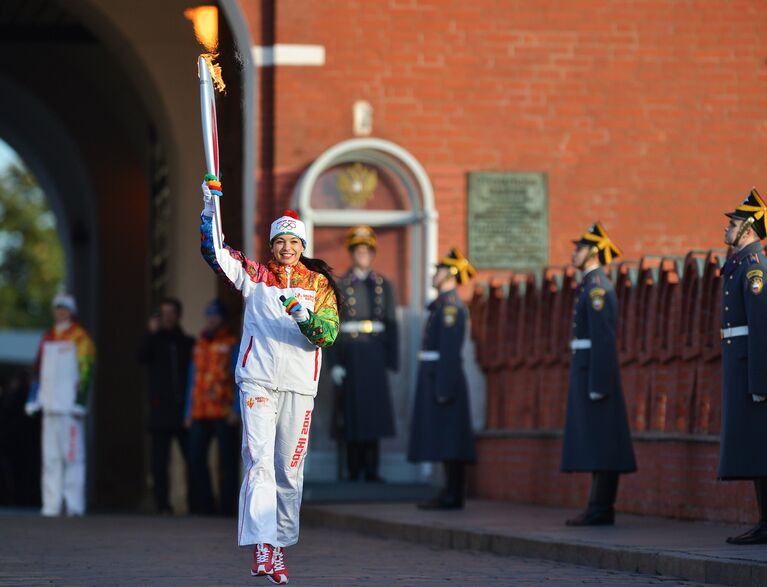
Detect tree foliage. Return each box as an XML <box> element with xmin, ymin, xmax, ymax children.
<box><xmin>0</xmin><ymin>164</ymin><xmax>64</xmax><ymax>328</ymax></box>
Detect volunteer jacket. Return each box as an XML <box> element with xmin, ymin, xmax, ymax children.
<box><xmin>184</xmin><ymin>327</ymin><xmax>240</xmax><ymax>420</ymax></box>
<box><xmin>200</xmin><ymin>213</ymin><xmax>339</xmax><ymax>396</ymax></box>
<box><xmin>28</xmin><ymin>321</ymin><xmax>96</xmax><ymax>414</ymax></box>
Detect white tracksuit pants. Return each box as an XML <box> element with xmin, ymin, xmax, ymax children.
<box><xmin>42</xmin><ymin>413</ymin><xmax>86</xmax><ymax>516</ymax></box>
<box><xmin>238</xmin><ymin>382</ymin><xmax>314</xmax><ymax>547</ymax></box>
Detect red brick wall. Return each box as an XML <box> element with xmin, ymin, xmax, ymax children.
<box><xmin>237</xmin><ymin>0</ymin><xmax>767</xmax><ymax>263</ymax></box>
<box><xmin>467</xmin><ymin>249</ymin><xmax>766</xmax><ymax>523</ymax></box>
<box><xmin>473</xmin><ymin>435</ymin><xmax>756</xmax><ymax>523</ymax></box>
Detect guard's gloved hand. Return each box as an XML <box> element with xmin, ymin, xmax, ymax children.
<box><xmin>331</xmin><ymin>365</ymin><xmax>347</xmax><ymax>386</ymax></box>
<box><xmin>24</xmin><ymin>402</ymin><xmax>41</xmax><ymax>416</ymax></box>
<box><xmin>753</xmin><ymin>394</ymin><xmax>766</xmax><ymax>403</ymax></box>
<box><xmin>281</xmin><ymin>295</ymin><xmax>309</xmax><ymax>323</ymax></box>
<box><xmin>589</xmin><ymin>392</ymin><xmax>606</xmax><ymax>401</ymax></box>
<box><xmin>201</xmin><ymin>174</ymin><xmax>221</xmax><ymax>216</ymax></box>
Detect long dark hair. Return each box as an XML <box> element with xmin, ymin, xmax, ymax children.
<box><xmin>300</xmin><ymin>255</ymin><xmax>343</xmax><ymax>307</ymax></box>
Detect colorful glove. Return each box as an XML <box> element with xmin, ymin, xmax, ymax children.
<box><xmin>201</xmin><ymin>174</ymin><xmax>222</xmax><ymax>216</ymax></box>
<box><xmin>281</xmin><ymin>295</ymin><xmax>309</xmax><ymax>323</ymax></box>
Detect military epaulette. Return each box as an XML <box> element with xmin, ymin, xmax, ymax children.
<box><xmin>747</xmin><ymin>253</ymin><xmax>761</xmax><ymax>265</ymax></box>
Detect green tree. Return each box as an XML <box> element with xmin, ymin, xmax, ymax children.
<box><xmin>0</xmin><ymin>164</ymin><xmax>64</xmax><ymax>328</ymax></box>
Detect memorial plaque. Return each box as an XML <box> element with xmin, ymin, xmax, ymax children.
<box><xmin>467</xmin><ymin>172</ymin><xmax>548</xmax><ymax>270</ymax></box>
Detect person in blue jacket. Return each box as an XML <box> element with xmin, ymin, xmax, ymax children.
<box><xmin>408</xmin><ymin>248</ymin><xmax>476</xmax><ymax>510</ymax></box>
<box><xmin>561</xmin><ymin>222</ymin><xmax>637</xmax><ymax>526</ymax></box>
<box><xmin>719</xmin><ymin>189</ymin><xmax>767</xmax><ymax>545</ymax></box>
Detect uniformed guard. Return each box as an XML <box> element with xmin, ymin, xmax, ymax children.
<box><xmin>561</xmin><ymin>222</ymin><xmax>637</xmax><ymax>526</ymax></box>
<box><xmin>719</xmin><ymin>188</ymin><xmax>767</xmax><ymax>545</ymax></box>
<box><xmin>331</xmin><ymin>226</ymin><xmax>398</xmax><ymax>481</ymax></box>
<box><xmin>408</xmin><ymin>248</ymin><xmax>476</xmax><ymax>510</ymax></box>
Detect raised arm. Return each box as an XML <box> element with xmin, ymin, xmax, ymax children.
<box><xmin>200</xmin><ymin>176</ymin><xmax>261</xmax><ymax>297</ymax></box>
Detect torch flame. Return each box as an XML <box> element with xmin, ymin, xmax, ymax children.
<box><xmin>186</xmin><ymin>5</ymin><xmax>226</xmax><ymax>92</ymax></box>
<box><xmin>200</xmin><ymin>53</ymin><xmax>226</xmax><ymax>93</ymax></box>
<box><xmin>185</xmin><ymin>6</ymin><xmax>218</xmax><ymax>52</ymax></box>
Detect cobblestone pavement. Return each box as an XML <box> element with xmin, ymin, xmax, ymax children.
<box><xmin>0</xmin><ymin>513</ymin><xmax>712</xmax><ymax>586</ymax></box>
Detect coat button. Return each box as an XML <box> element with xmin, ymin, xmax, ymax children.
<box><xmin>725</xmin><ymin>307</ymin><xmax>729</xmax><ymax>311</ymax></box>
<box><xmin>727</xmin><ymin>322</ymin><xmax>731</xmax><ymax>326</ymax></box>
<box><xmin>725</xmin><ymin>291</ymin><xmax>729</xmax><ymax>295</ymax></box>
<box><xmin>727</xmin><ymin>340</ymin><xmax>732</xmax><ymax>345</ymax></box>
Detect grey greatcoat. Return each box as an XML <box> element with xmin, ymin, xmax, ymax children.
<box><xmin>408</xmin><ymin>289</ymin><xmax>476</xmax><ymax>463</ymax></box>
<box><xmin>561</xmin><ymin>266</ymin><xmax>637</xmax><ymax>473</ymax></box>
<box><xmin>333</xmin><ymin>270</ymin><xmax>398</xmax><ymax>442</ymax></box>
<box><xmin>718</xmin><ymin>241</ymin><xmax>767</xmax><ymax>479</ymax></box>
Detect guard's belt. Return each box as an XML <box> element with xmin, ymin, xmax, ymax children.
<box><xmin>721</xmin><ymin>326</ymin><xmax>749</xmax><ymax>340</ymax></box>
<box><xmin>569</xmin><ymin>339</ymin><xmax>592</xmax><ymax>350</ymax></box>
<box><xmin>340</xmin><ymin>320</ymin><xmax>385</xmax><ymax>334</ymax></box>
<box><xmin>417</xmin><ymin>350</ymin><xmax>440</xmax><ymax>361</ymax></box>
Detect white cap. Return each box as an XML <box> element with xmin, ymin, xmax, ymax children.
<box><xmin>269</xmin><ymin>210</ymin><xmax>307</xmax><ymax>248</ymax></box>
<box><xmin>52</xmin><ymin>292</ymin><xmax>77</xmax><ymax>314</ymax></box>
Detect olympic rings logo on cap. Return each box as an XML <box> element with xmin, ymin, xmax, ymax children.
<box><xmin>279</xmin><ymin>220</ymin><xmax>297</xmax><ymax>230</ymax></box>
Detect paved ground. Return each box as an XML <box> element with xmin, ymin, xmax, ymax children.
<box><xmin>302</xmin><ymin>501</ymin><xmax>767</xmax><ymax>586</ymax></box>
<box><xmin>0</xmin><ymin>512</ymin><xmax>709</xmax><ymax>586</ymax></box>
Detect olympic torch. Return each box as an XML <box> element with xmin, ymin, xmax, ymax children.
<box><xmin>198</xmin><ymin>55</ymin><xmax>223</xmax><ymax>244</ymax></box>
<box><xmin>186</xmin><ymin>6</ymin><xmax>226</xmax><ymax>245</ymax></box>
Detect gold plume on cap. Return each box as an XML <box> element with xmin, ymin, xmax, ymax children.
<box><xmin>345</xmin><ymin>225</ymin><xmax>377</xmax><ymax>249</ymax></box>
<box><xmin>440</xmin><ymin>247</ymin><xmax>477</xmax><ymax>284</ymax></box>
<box><xmin>580</xmin><ymin>222</ymin><xmax>622</xmax><ymax>265</ymax></box>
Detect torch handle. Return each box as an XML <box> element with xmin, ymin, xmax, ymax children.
<box><xmin>199</xmin><ymin>56</ymin><xmax>223</xmax><ymax>244</ymax></box>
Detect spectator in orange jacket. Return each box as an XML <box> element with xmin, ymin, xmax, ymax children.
<box><xmin>184</xmin><ymin>299</ymin><xmax>240</xmax><ymax>515</ymax></box>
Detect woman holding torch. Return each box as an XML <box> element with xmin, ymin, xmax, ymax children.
<box><xmin>200</xmin><ymin>175</ymin><xmax>339</xmax><ymax>584</ymax></box>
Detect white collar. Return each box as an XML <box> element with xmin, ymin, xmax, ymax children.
<box><xmin>54</xmin><ymin>320</ymin><xmax>72</xmax><ymax>333</ymax></box>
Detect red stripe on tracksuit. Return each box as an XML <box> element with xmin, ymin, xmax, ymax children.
<box><xmin>242</xmin><ymin>336</ymin><xmax>253</xmax><ymax>367</ymax></box>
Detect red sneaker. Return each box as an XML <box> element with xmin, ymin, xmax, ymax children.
<box><xmin>251</xmin><ymin>543</ymin><xmax>274</xmax><ymax>576</ymax></box>
<box><xmin>267</xmin><ymin>546</ymin><xmax>288</xmax><ymax>584</ymax></box>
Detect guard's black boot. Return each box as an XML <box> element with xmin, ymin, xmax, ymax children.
<box><xmin>565</xmin><ymin>507</ymin><xmax>615</xmax><ymax>526</ymax></box>
<box><xmin>346</xmin><ymin>442</ymin><xmax>363</xmax><ymax>481</ymax></box>
<box><xmin>417</xmin><ymin>462</ymin><xmax>465</xmax><ymax>510</ymax></box>
<box><xmin>416</xmin><ymin>496</ymin><xmax>463</xmax><ymax>510</ymax></box>
<box><xmin>566</xmin><ymin>472</ymin><xmax>618</xmax><ymax>526</ymax></box>
<box><xmin>726</xmin><ymin>524</ymin><xmax>767</xmax><ymax>545</ymax></box>
<box><xmin>363</xmin><ymin>442</ymin><xmax>383</xmax><ymax>482</ymax></box>
<box><xmin>727</xmin><ymin>479</ymin><xmax>767</xmax><ymax>544</ymax></box>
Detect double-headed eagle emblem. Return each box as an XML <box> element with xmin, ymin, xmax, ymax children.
<box><xmin>336</xmin><ymin>163</ymin><xmax>377</xmax><ymax>206</ymax></box>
